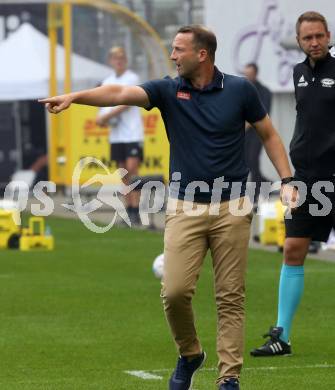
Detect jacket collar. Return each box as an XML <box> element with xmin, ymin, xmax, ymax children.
<box><xmin>303</xmin><ymin>50</ymin><xmax>332</xmax><ymax>69</ymax></box>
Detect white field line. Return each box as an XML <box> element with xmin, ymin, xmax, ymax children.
<box><xmin>124</xmin><ymin>363</ymin><xmax>335</xmax><ymax>380</ymax></box>
<box><xmin>124</xmin><ymin>371</ymin><xmax>163</xmax><ymax>380</ymax></box>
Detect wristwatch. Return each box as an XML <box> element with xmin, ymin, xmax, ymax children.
<box><xmin>281</xmin><ymin>176</ymin><xmax>294</xmax><ymax>185</ymax></box>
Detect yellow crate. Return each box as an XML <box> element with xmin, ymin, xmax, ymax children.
<box><xmin>0</xmin><ymin>209</ymin><xmax>20</xmax><ymax>249</ymax></box>
<box><xmin>20</xmin><ymin>235</ymin><xmax>54</xmax><ymax>251</ymax></box>
<box><xmin>19</xmin><ymin>217</ymin><xmax>54</xmax><ymax>251</ymax></box>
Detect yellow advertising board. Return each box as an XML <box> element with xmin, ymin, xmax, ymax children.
<box><xmin>49</xmin><ymin>105</ymin><xmax>169</xmax><ymax>186</ymax></box>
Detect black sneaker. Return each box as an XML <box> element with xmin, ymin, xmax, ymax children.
<box><xmin>250</xmin><ymin>326</ymin><xmax>292</xmax><ymax>357</ymax></box>
<box><xmin>219</xmin><ymin>378</ymin><xmax>240</xmax><ymax>389</ymax></box>
<box><xmin>169</xmin><ymin>351</ymin><xmax>206</xmax><ymax>390</ymax></box>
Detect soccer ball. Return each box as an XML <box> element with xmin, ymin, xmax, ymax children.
<box><xmin>152</xmin><ymin>253</ymin><xmax>164</xmax><ymax>279</ymax></box>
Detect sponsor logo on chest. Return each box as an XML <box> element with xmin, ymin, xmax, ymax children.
<box><xmin>321</xmin><ymin>78</ymin><xmax>335</xmax><ymax>88</ymax></box>
<box><xmin>177</xmin><ymin>91</ymin><xmax>191</xmax><ymax>100</ymax></box>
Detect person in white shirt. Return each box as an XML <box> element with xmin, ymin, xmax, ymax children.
<box><xmin>96</xmin><ymin>47</ymin><xmax>144</xmax><ymax>224</ymax></box>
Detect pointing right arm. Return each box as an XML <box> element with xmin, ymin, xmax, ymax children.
<box><xmin>39</xmin><ymin>84</ymin><xmax>150</xmax><ymax>114</ymax></box>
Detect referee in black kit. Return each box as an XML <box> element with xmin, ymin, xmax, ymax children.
<box><xmin>251</xmin><ymin>11</ymin><xmax>335</xmax><ymax>358</ymax></box>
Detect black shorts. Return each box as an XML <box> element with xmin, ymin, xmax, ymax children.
<box><xmin>285</xmin><ymin>182</ymin><xmax>335</xmax><ymax>241</ymax></box>
<box><xmin>110</xmin><ymin>142</ymin><xmax>143</xmax><ymax>164</ymax></box>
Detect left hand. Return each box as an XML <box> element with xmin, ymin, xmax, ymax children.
<box><xmin>280</xmin><ymin>183</ymin><xmax>299</xmax><ymax>210</ymax></box>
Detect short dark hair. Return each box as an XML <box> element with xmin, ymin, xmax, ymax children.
<box><xmin>177</xmin><ymin>24</ymin><xmax>217</xmax><ymax>62</ymax></box>
<box><xmin>296</xmin><ymin>11</ymin><xmax>329</xmax><ymax>35</ymax></box>
<box><xmin>245</xmin><ymin>63</ymin><xmax>258</xmax><ymax>75</ymax></box>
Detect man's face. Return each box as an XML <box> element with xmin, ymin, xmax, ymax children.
<box><xmin>170</xmin><ymin>32</ymin><xmax>200</xmax><ymax>77</ymax></box>
<box><xmin>244</xmin><ymin>66</ymin><xmax>257</xmax><ymax>82</ymax></box>
<box><xmin>297</xmin><ymin>21</ymin><xmax>330</xmax><ymax>62</ymax></box>
<box><xmin>109</xmin><ymin>53</ymin><xmax>127</xmax><ymax>74</ymax></box>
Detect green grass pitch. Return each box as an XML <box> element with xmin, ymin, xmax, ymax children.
<box><xmin>0</xmin><ymin>217</ymin><xmax>334</xmax><ymax>389</ymax></box>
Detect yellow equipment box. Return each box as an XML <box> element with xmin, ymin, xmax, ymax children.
<box><xmin>258</xmin><ymin>200</ymin><xmax>286</xmax><ymax>247</ymax></box>
<box><xmin>20</xmin><ymin>217</ymin><xmax>54</xmax><ymax>251</ymax></box>
<box><xmin>0</xmin><ymin>209</ymin><xmax>21</xmax><ymax>249</ymax></box>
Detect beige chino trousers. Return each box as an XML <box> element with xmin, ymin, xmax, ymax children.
<box><xmin>162</xmin><ymin>197</ymin><xmax>252</xmax><ymax>384</ymax></box>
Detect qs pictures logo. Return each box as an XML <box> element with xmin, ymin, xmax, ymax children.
<box><xmin>63</xmin><ymin>158</ymin><xmax>140</xmax><ymax>233</ymax></box>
